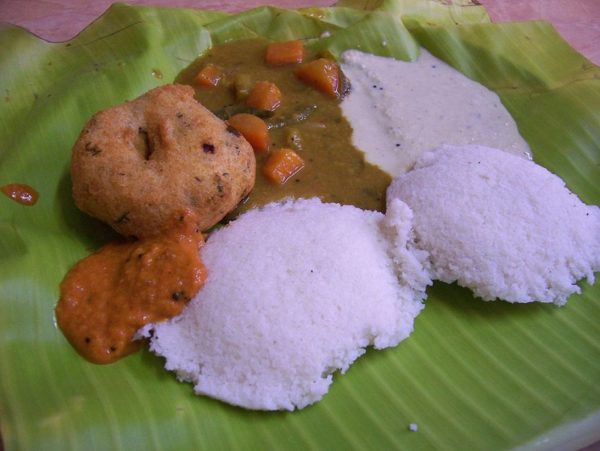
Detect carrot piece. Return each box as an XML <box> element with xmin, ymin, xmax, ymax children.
<box><xmin>246</xmin><ymin>81</ymin><xmax>282</xmax><ymax>111</ymax></box>
<box><xmin>265</xmin><ymin>40</ymin><xmax>305</xmax><ymax>66</ymax></box>
<box><xmin>294</xmin><ymin>58</ymin><xmax>340</xmax><ymax>97</ymax></box>
<box><xmin>227</xmin><ymin>113</ymin><xmax>270</xmax><ymax>153</ymax></box>
<box><xmin>263</xmin><ymin>148</ymin><xmax>305</xmax><ymax>184</ymax></box>
<box><xmin>193</xmin><ymin>63</ymin><xmax>223</xmax><ymax>87</ymax></box>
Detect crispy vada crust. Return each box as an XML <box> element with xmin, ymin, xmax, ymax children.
<box><xmin>71</xmin><ymin>84</ymin><xmax>255</xmax><ymax>237</ymax></box>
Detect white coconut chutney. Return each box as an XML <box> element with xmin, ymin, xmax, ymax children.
<box><xmin>340</xmin><ymin>49</ymin><xmax>531</xmax><ymax>174</ymax></box>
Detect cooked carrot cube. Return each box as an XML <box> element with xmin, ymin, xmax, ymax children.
<box><xmin>294</xmin><ymin>58</ymin><xmax>340</xmax><ymax>97</ymax></box>
<box><xmin>246</xmin><ymin>81</ymin><xmax>282</xmax><ymax>111</ymax></box>
<box><xmin>263</xmin><ymin>148</ymin><xmax>305</xmax><ymax>184</ymax></box>
<box><xmin>193</xmin><ymin>63</ymin><xmax>223</xmax><ymax>87</ymax></box>
<box><xmin>265</xmin><ymin>40</ymin><xmax>305</xmax><ymax>66</ymax></box>
<box><xmin>227</xmin><ymin>113</ymin><xmax>270</xmax><ymax>153</ymax></box>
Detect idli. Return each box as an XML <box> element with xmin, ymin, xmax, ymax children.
<box><xmin>140</xmin><ymin>198</ymin><xmax>430</xmax><ymax>410</ymax></box>
<box><xmin>387</xmin><ymin>144</ymin><xmax>600</xmax><ymax>305</ymax></box>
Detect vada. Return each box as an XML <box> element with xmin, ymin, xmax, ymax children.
<box><xmin>71</xmin><ymin>84</ymin><xmax>255</xmax><ymax>237</ymax></box>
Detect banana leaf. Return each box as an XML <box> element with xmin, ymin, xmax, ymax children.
<box><xmin>1</xmin><ymin>1</ymin><xmax>599</xmax><ymax>450</ymax></box>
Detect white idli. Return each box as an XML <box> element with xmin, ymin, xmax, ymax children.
<box><xmin>387</xmin><ymin>144</ymin><xmax>600</xmax><ymax>305</ymax></box>
<box><xmin>141</xmin><ymin>198</ymin><xmax>430</xmax><ymax>410</ymax></box>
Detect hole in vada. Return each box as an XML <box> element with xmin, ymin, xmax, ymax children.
<box><xmin>137</xmin><ymin>127</ymin><xmax>155</xmax><ymax>160</ymax></box>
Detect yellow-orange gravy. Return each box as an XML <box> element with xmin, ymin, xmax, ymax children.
<box><xmin>56</xmin><ymin>212</ymin><xmax>207</xmax><ymax>364</ymax></box>
<box><xmin>1</xmin><ymin>183</ymin><xmax>39</xmax><ymax>205</ymax></box>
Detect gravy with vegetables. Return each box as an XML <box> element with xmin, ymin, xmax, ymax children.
<box><xmin>178</xmin><ymin>38</ymin><xmax>391</xmax><ymax>213</ymax></box>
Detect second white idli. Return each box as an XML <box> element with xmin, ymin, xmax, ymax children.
<box><xmin>142</xmin><ymin>198</ymin><xmax>430</xmax><ymax>410</ymax></box>
<box><xmin>387</xmin><ymin>144</ymin><xmax>600</xmax><ymax>305</ymax></box>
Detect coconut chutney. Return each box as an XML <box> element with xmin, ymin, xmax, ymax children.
<box><xmin>340</xmin><ymin>49</ymin><xmax>531</xmax><ymax>174</ymax></box>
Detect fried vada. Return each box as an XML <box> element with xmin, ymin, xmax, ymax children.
<box><xmin>71</xmin><ymin>84</ymin><xmax>255</xmax><ymax>237</ymax></box>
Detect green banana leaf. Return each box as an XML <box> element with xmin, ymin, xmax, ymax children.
<box><xmin>1</xmin><ymin>1</ymin><xmax>599</xmax><ymax>449</ymax></box>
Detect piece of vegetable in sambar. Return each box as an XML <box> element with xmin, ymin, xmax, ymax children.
<box><xmin>265</xmin><ymin>40</ymin><xmax>305</xmax><ymax>66</ymax></box>
<box><xmin>294</xmin><ymin>59</ymin><xmax>341</xmax><ymax>97</ymax></box>
<box><xmin>263</xmin><ymin>148</ymin><xmax>305</xmax><ymax>184</ymax></box>
<box><xmin>193</xmin><ymin>63</ymin><xmax>224</xmax><ymax>87</ymax></box>
<box><xmin>285</xmin><ymin>127</ymin><xmax>303</xmax><ymax>151</ymax></box>
<box><xmin>233</xmin><ymin>73</ymin><xmax>253</xmax><ymax>100</ymax></box>
<box><xmin>246</xmin><ymin>80</ymin><xmax>282</xmax><ymax>111</ymax></box>
<box><xmin>227</xmin><ymin>113</ymin><xmax>270</xmax><ymax>153</ymax></box>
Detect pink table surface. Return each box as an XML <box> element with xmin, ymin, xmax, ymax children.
<box><xmin>1</xmin><ymin>1</ymin><xmax>599</xmax><ymax>450</ymax></box>
<box><xmin>1</xmin><ymin>0</ymin><xmax>599</xmax><ymax>65</ymax></box>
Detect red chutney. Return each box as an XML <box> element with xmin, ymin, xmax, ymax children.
<box><xmin>56</xmin><ymin>212</ymin><xmax>207</xmax><ymax>364</ymax></box>
<box><xmin>1</xmin><ymin>183</ymin><xmax>39</xmax><ymax>205</ymax></box>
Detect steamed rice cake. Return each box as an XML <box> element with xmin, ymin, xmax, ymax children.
<box><xmin>141</xmin><ymin>198</ymin><xmax>430</xmax><ymax>410</ymax></box>
<box><xmin>387</xmin><ymin>144</ymin><xmax>600</xmax><ymax>305</ymax></box>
